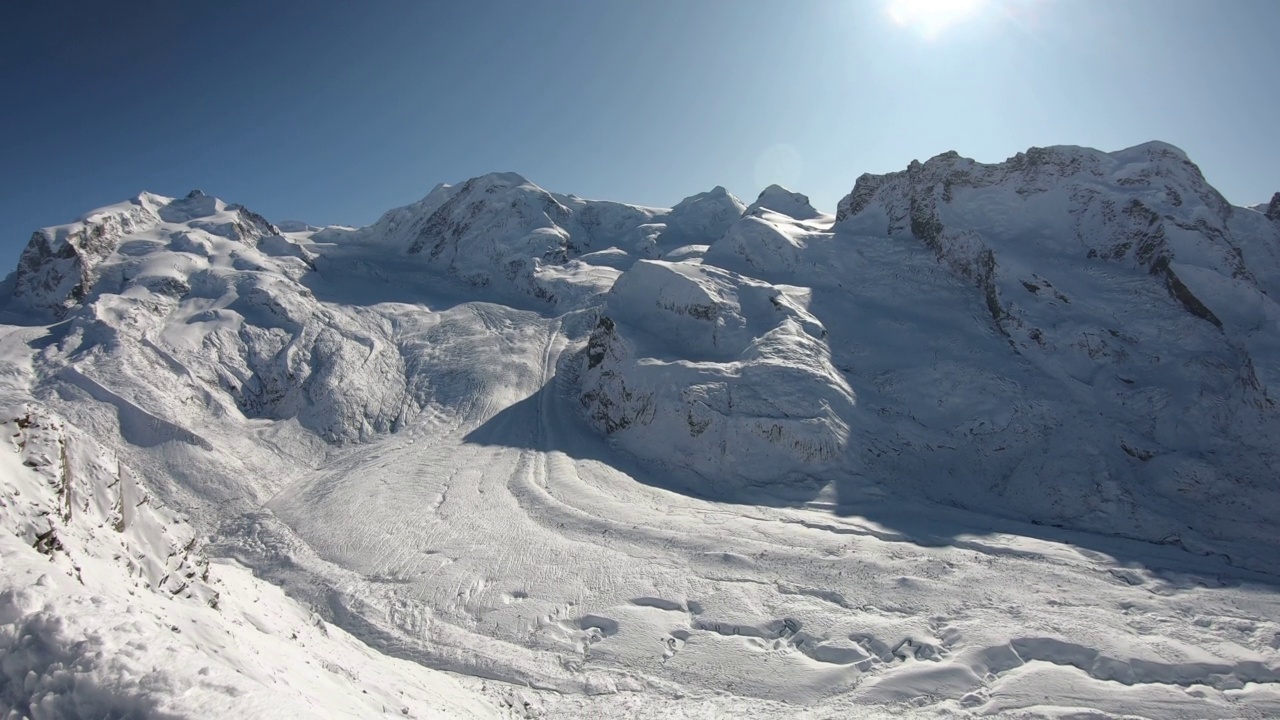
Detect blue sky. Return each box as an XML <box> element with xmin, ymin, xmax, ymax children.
<box><xmin>1</xmin><ymin>0</ymin><xmax>1276</xmax><ymax>267</ymax></box>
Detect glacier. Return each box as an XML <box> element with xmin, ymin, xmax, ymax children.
<box><xmin>1</xmin><ymin>142</ymin><xmax>1279</xmax><ymax>718</ymax></box>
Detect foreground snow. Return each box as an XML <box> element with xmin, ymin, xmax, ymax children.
<box><xmin>0</xmin><ymin>536</ymin><xmax>503</xmax><ymax>719</ymax></box>
<box><xmin>0</xmin><ymin>406</ymin><xmax>500</xmax><ymax>719</ymax></box>
<box><xmin>1</xmin><ymin>142</ymin><xmax>1279</xmax><ymax>718</ymax></box>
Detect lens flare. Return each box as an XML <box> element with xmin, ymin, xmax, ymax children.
<box><xmin>886</xmin><ymin>0</ymin><xmax>988</xmax><ymax>39</ymax></box>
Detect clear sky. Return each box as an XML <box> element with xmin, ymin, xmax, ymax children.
<box><xmin>1</xmin><ymin>0</ymin><xmax>1276</xmax><ymax>267</ymax></box>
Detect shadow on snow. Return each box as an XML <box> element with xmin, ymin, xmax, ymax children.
<box><xmin>464</xmin><ymin>372</ymin><xmax>1280</xmax><ymax>591</ymax></box>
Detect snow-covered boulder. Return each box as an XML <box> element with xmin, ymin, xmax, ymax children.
<box><xmin>574</xmin><ymin>260</ymin><xmax>854</xmax><ymax>485</ymax></box>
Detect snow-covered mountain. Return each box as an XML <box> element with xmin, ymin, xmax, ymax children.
<box><xmin>2</xmin><ymin>142</ymin><xmax>1279</xmax><ymax>718</ymax></box>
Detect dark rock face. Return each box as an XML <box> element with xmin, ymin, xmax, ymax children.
<box><xmin>1151</xmin><ymin>256</ymin><xmax>1222</xmax><ymax>328</ymax></box>
<box><xmin>228</xmin><ymin>204</ymin><xmax>281</xmax><ymax>241</ymax></box>
<box><xmin>585</xmin><ymin>315</ymin><xmax>615</xmax><ymax>370</ymax></box>
<box><xmin>12</xmin><ymin>207</ymin><xmax>150</xmax><ymax>318</ymax></box>
<box><xmin>1268</xmin><ymin>192</ymin><xmax>1280</xmax><ymax>222</ymax></box>
<box><xmin>12</xmin><ymin>230</ymin><xmax>88</xmax><ymax>317</ymax></box>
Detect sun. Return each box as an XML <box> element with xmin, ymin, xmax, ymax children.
<box><xmin>886</xmin><ymin>0</ymin><xmax>989</xmax><ymax>39</ymax></box>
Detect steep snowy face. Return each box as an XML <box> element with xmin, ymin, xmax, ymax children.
<box><xmin>337</xmin><ymin>172</ymin><xmax>662</xmax><ymax>302</ymax></box>
<box><xmin>324</xmin><ymin>175</ymin><xmax>750</xmax><ymax>305</ymax></box>
<box><xmin>0</xmin><ymin>404</ymin><xmax>503</xmax><ymax>719</ymax></box>
<box><xmin>573</xmin><ymin>260</ymin><xmax>855</xmax><ymax>485</ymax></box>
<box><xmin>403</xmin><ymin>173</ymin><xmax>575</xmax><ymax>266</ymax></box>
<box><xmin>704</xmin><ymin>211</ymin><xmax>829</xmax><ymax>278</ymax></box>
<box><xmin>396</xmin><ymin>172</ymin><xmax>646</xmax><ymax>301</ymax></box>
<box><xmin>824</xmin><ymin>142</ymin><xmax>1280</xmax><ymax>551</ymax></box>
<box><xmin>663</xmin><ymin>186</ymin><xmax>747</xmax><ymax>244</ymax></box>
<box><xmin>835</xmin><ymin>141</ymin><xmax>1280</xmax><ymax>375</ymax></box>
<box><xmin>0</xmin><ymin>404</ymin><xmax>217</xmax><ymax>606</ymax></box>
<box><xmin>9</xmin><ymin>190</ymin><xmax>287</xmax><ymax>319</ymax></box>
<box><xmin>745</xmin><ymin>184</ymin><xmax>822</xmax><ymax>220</ymax></box>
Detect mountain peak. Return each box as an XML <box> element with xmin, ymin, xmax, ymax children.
<box><xmin>746</xmin><ymin>184</ymin><xmax>820</xmax><ymax>220</ymax></box>
<box><xmin>471</xmin><ymin>171</ymin><xmax>535</xmax><ymax>188</ymax></box>
<box><xmin>666</xmin><ymin>186</ymin><xmax>746</xmax><ymax>242</ymax></box>
<box><xmin>672</xmin><ymin>185</ymin><xmax>743</xmax><ymax>211</ymax></box>
<box><xmin>1110</xmin><ymin>139</ymin><xmax>1191</xmax><ymax>162</ymax></box>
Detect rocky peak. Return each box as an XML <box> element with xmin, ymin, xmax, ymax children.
<box><xmin>672</xmin><ymin>186</ymin><xmax>741</xmax><ymax>212</ymax></box>
<box><xmin>227</xmin><ymin>203</ymin><xmax>281</xmax><ymax>239</ymax></box>
<box><xmin>7</xmin><ymin>190</ymin><xmax>286</xmax><ymax>318</ymax></box>
<box><xmin>1268</xmin><ymin>192</ymin><xmax>1280</xmax><ymax>222</ymax></box>
<box><xmin>159</xmin><ymin>189</ymin><xmax>220</xmax><ymax>223</ymax></box>
<box><xmin>10</xmin><ymin>200</ymin><xmax>160</xmax><ymax>318</ymax></box>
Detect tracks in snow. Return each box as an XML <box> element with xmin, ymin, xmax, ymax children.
<box><xmin>254</xmin><ymin>308</ymin><xmax>1280</xmax><ymax>715</ymax></box>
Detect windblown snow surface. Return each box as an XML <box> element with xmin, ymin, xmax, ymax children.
<box><xmin>2</xmin><ymin>143</ymin><xmax>1280</xmax><ymax>719</ymax></box>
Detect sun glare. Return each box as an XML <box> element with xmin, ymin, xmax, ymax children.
<box><xmin>887</xmin><ymin>0</ymin><xmax>988</xmax><ymax>39</ymax></box>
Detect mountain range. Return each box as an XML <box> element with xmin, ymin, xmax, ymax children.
<box><xmin>2</xmin><ymin>142</ymin><xmax>1278</xmax><ymax>719</ymax></box>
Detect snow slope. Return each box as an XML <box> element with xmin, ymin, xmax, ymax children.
<box><xmin>0</xmin><ymin>405</ymin><xmax>500</xmax><ymax>719</ymax></box>
<box><xmin>1</xmin><ymin>141</ymin><xmax>1279</xmax><ymax>718</ymax></box>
